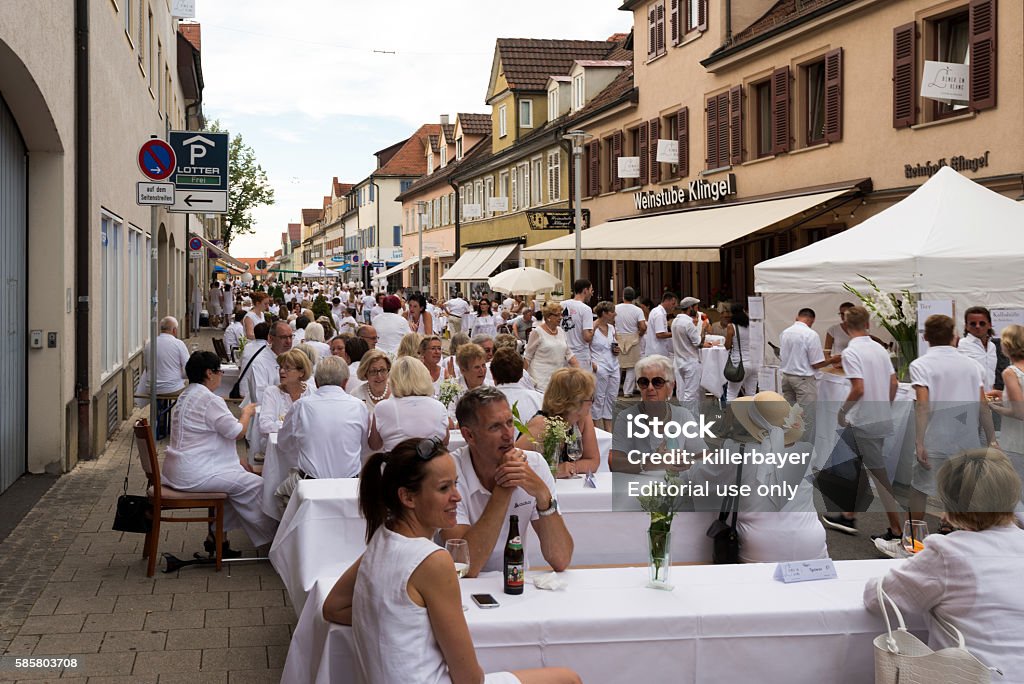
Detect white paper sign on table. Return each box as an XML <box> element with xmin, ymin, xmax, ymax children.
<box><xmin>655</xmin><ymin>139</ymin><xmax>679</xmax><ymax>164</ymax></box>
<box><xmin>747</xmin><ymin>296</ymin><xmax>765</xmax><ymax>320</ymax></box>
<box><xmin>773</xmin><ymin>559</ymin><xmax>838</xmax><ymax>584</ymax></box>
<box><xmin>990</xmin><ymin>308</ymin><xmax>1024</xmax><ymax>336</ymax></box>
<box><xmin>617</xmin><ymin>156</ymin><xmax>640</xmax><ymax>179</ymax></box>
<box><xmin>917</xmin><ymin>299</ymin><xmax>954</xmax><ymax>354</ymax></box>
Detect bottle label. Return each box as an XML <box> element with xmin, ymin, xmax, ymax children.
<box><xmin>505</xmin><ymin>563</ymin><xmax>524</xmax><ymax>587</ymax></box>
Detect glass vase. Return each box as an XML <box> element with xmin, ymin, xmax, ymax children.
<box><xmin>647</xmin><ymin>524</ymin><xmax>672</xmax><ymax>588</ymax></box>
<box><xmin>892</xmin><ymin>337</ymin><xmax>917</xmax><ymax>383</ymax></box>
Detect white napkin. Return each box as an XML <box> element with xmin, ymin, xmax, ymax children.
<box><xmin>532</xmin><ymin>572</ymin><xmax>568</xmax><ymax>591</ymax></box>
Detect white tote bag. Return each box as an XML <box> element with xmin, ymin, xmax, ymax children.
<box><xmin>873</xmin><ymin>581</ymin><xmax>996</xmax><ymax>683</ymax></box>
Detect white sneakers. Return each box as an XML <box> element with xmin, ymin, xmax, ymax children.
<box><xmin>873</xmin><ymin>537</ymin><xmax>910</xmax><ymax>559</ymax></box>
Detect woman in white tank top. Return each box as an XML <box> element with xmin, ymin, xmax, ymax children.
<box><xmin>322</xmin><ymin>438</ymin><xmax>580</xmax><ymax>684</ymax></box>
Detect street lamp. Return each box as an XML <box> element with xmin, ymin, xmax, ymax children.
<box><xmin>415</xmin><ymin>200</ymin><xmax>428</xmax><ymax>294</ymax></box>
<box><xmin>563</xmin><ymin>129</ymin><xmax>592</xmax><ymax>281</ymax></box>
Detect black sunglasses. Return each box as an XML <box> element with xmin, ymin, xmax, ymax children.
<box><xmin>636</xmin><ymin>377</ymin><xmax>668</xmax><ymax>389</ymax></box>
<box><xmin>416</xmin><ymin>436</ymin><xmax>446</xmax><ymax>461</ymax></box>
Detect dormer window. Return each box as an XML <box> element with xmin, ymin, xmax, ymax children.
<box><xmin>519</xmin><ymin>100</ymin><xmax>533</xmax><ymax>128</ymax></box>
<box><xmin>441</xmin><ymin>144</ymin><xmax>447</xmax><ymax>167</ymax></box>
<box><xmin>548</xmin><ymin>88</ymin><xmax>559</xmax><ymax>121</ymax></box>
<box><xmin>427</xmin><ymin>149</ymin><xmax>434</xmax><ymax>175</ymax></box>
<box><xmin>572</xmin><ymin>74</ymin><xmax>585</xmax><ymax>111</ymax></box>
<box><xmin>456</xmin><ymin>137</ymin><xmax>463</xmax><ymax>160</ymax></box>
<box><xmin>499</xmin><ymin>105</ymin><xmax>508</xmax><ymax>137</ymax></box>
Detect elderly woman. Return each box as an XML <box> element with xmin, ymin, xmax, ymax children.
<box><xmin>418</xmin><ymin>335</ymin><xmax>445</xmax><ymax>397</ymax></box>
<box><xmin>864</xmin><ymin>449</ymin><xmax>1024</xmax><ymax>677</ymax></box>
<box><xmin>323</xmin><ymin>439</ymin><xmax>581</xmax><ymax>684</ymax></box>
<box><xmin>162</xmin><ymin>351</ymin><xmax>278</xmax><ymax>554</ymax></box>
<box><xmin>516</xmin><ymin>368</ymin><xmax>600</xmax><ymax>477</ymax></box>
<box><xmin>397</xmin><ymin>332</ymin><xmax>423</xmax><ymax>359</ymax></box>
<box><xmin>303</xmin><ymin>322</ymin><xmax>331</xmax><ymax>363</ymax></box>
<box><xmin>259</xmin><ymin>349</ymin><xmax>316</xmax><ymax>437</ymax></box>
<box><xmin>350</xmin><ymin>349</ymin><xmax>393</xmax><ymax>412</ymax></box>
<box><xmin>524</xmin><ymin>301</ymin><xmax>578</xmax><ymax>392</ymax></box>
<box><xmin>457</xmin><ymin>343</ymin><xmax>489</xmax><ymax>392</ymax></box>
<box><xmin>590</xmin><ymin>301</ymin><xmax>620</xmax><ymax>432</ymax></box>
<box><xmin>369</xmin><ymin>357</ymin><xmax>451</xmax><ymax>452</ymax></box>
<box><xmin>609</xmin><ymin>354</ymin><xmax>708</xmax><ymax>473</ymax></box>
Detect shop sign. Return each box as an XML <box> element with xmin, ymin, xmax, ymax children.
<box><xmin>633</xmin><ymin>173</ymin><xmax>737</xmax><ymax>211</ymax></box>
<box><xmin>526</xmin><ymin>209</ymin><xmax>591</xmax><ymax>230</ymax></box>
<box><xmin>920</xmin><ymin>61</ymin><xmax>969</xmax><ymax>102</ymax></box>
<box><xmin>904</xmin><ymin>151</ymin><xmax>990</xmax><ymax>179</ymax></box>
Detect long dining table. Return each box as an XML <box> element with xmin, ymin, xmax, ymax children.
<box><xmin>281</xmin><ymin>558</ymin><xmax>919</xmax><ymax>684</ymax></box>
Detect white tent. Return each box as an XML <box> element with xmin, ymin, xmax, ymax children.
<box><xmin>300</xmin><ymin>264</ymin><xmax>341</xmax><ymax>279</ymax></box>
<box><xmin>754</xmin><ymin>167</ymin><xmax>1024</xmax><ymax>355</ymax></box>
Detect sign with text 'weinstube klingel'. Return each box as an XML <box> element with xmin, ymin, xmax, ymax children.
<box><xmin>633</xmin><ymin>174</ymin><xmax>737</xmax><ymax>211</ymax></box>
<box><xmin>168</xmin><ymin>131</ymin><xmax>229</xmax><ymax>214</ymax></box>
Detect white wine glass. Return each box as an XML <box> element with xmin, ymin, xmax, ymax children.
<box><xmin>902</xmin><ymin>520</ymin><xmax>928</xmax><ymax>554</ymax></box>
<box><xmin>566</xmin><ymin>439</ymin><xmax>583</xmax><ymax>479</ymax></box>
<box><xmin>445</xmin><ymin>539</ymin><xmax>470</xmax><ymax>611</ymax></box>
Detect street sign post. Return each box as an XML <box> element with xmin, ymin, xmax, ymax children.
<box><xmin>168</xmin><ymin>131</ymin><xmax>229</xmax><ymax>214</ymax></box>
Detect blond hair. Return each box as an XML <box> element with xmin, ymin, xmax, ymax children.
<box><xmin>542</xmin><ymin>367</ymin><xmax>596</xmax><ymax>418</ymax></box>
<box><xmin>356</xmin><ymin>349</ymin><xmax>392</xmax><ymax>382</ymax></box>
<box><xmin>397</xmin><ymin>332</ymin><xmax>423</xmax><ymax>358</ymax></box>
<box><xmin>938</xmin><ymin>448</ymin><xmax>1021</xmax><ymax>530</ymax></box>
<box><xmin>456</xmin><ymin>342</ymin><xmax>486</xmax><ymax>371</ymax></box>
<box><xmin>1000</xmin><ymin>324</ymin><xmax>1024</xmax><ymax>361</ymax></box>
<box><xmin>388</xmin><ymin>356</ymin><xmax>435</xmax><ymax>398</ymax></box>
<box><xmin>276</xmin><ymin>349</ymin><xmax>312</xmax><ymax>383</ymax></box>
<box><xmin>541</xmin><ymin>301</ymin><xmax>563</xmax><ymax>318</ymax></box>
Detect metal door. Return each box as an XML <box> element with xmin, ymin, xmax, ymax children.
<box><xmin>0</xmin><ymin>94</ymin><xmax>27</xmax><ymax>494</ymax></box>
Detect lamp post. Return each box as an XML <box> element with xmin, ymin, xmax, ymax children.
<box><xmin>563</xmin><ymin>130</ymin><xmax>591</xmax><ymax>281</ymax></box>
<box><xmin>416</xmin><ymin>200</ymin><xmax>428</xmax><ymax>294</ymax></box>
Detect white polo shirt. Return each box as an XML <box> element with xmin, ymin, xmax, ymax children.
<box><xmin>957</xmin><ymin>334</ymin><xmax>997</xmax><ymax>392</ymax></box>
<box><xmin>909</xmin><ymin>345</ymin><xmax>985</xmax><ymax>454</ymax></box>
<box><xmin>451</xmin><ymin>446</ymin><xmax>555</xmax><ymax>573</ymax></box>
<box><xmin>614</xmin><ymin>302</ymin><xmax>645</xmax><ymax>335</ymax></box>
<box><xmin>779</xmin><ymin>321</ymin><xmax>824</xmax><ymax>377</ymax></box>
<box><xmin>645</xmin><ymin>304</ymin><xmax>672</xmax><ymax>358</ymax></box>
<box><xmin>840</xmin><ymin>336</ymin><xmax>894</xmax><ymax>436</ymax></box>
<box><xmin>670</xmin><ymin>313</ymin><xmax>702</xmax><ymax>364</ymax></box>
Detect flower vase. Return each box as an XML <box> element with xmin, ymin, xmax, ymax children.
<box><xmin>542</xmin><ymin>445</ymin><xmax>560</xmax><ymax>479</ymax></box>
<box><xmin>647</xmin><ymin>522</ymin><xmax>673</xmax><ymax>589</ymax></box>
<box><xmin>892</xmin><ymin>337</ymin><xmax>917</xmax><ymax>383</ymax></box>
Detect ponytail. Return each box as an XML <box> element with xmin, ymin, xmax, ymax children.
<box><xmin>359</xmin><ymin>452</ymin><xmax>389</xmax><ymax>543</ymax></box>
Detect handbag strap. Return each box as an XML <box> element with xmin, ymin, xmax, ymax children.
<box><xmin>122</xmin><ymin>426</ymin><xmax>136</xmax><ymax>496</ymax></box>
<box><xmin>718</xmin><ymin>458</ymin><xmax>744</xmax><ymax>528</ymax></box>
<box><xmin>735</xmin><ymin>325</ymin><xmax>743</xmax><ymax>364</ymax></box>
<box><xmin>876</xmin><ymin>580</ymin><xmax>909</xmax><ymax>653</ymax></box>
<box><xmin>236</xmin><ymin>344</ymin><xmax>266</xmax><ymax>385</ymax></box>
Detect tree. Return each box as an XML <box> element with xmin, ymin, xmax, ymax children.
<box><xmin>206</xmin><ymin>120</ymin><xmax>275</xmax><ymax>250</ymax></box>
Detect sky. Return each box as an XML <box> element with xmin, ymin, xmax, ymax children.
<box><xmin>196</xmin><ymin>0</ymin><xmax>629</xmax><ymax>258</ymax></box>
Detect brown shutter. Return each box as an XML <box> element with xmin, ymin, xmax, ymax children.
<box><xmin>611</xmin><ymin>131</ymin><xmax>623</xmax><ymax>192</ymax></box>
<box><xmin>670</xmin><ymin>0</ymin><xmax>680</xmax><ymax>45</ymax></box>
<box><xmin>698</xmin><ymin>0</ymin><xmax>708</xmax><ymax>31</ymax></box>
<box><xmin>648</xmin><ymin>6</ymin><xmax>657</xmax><ymax>59</ymax></box>
<box><xmin>677</xmin><ymin>107</ymin><xmax>689</xmax><ymax>177</ymax></box>
<box><xmin>638</xmin><ymin>121</ymin><xmax>650</xmax><ymax>186</ymax></box>
<box><xmin>658</xmin><ymin>2</ymin><xmax>667</xmax><ymax>54</ymax></box>
<box><xmin>588</xmin><ymin>141</ymin><xmax>600</xmax><ymax>196</ymax></box>
<box><xmin>717</xmin><ymin>93</ymin><xmax>729</xmax><ymax>169</ymax></box>
<box><xmin>969</xmin><ymin>0</ymin><xmax>997</xmax><ymax>111</ymax></box>
<box><xmin>823</xmin><ymin>49</ymin><xmax>843</xmax><ymax>142</ymax></box>
<box><xmin>649</xmin><ymin>118</ymin><xmax>661</xmax><ymax>185</ymax></box>
<box><xmin>892</xmin><ymin>22</ymin><xmax>917</xmax><ymax>128</ymax></box>
<box><xmin>770</xmin><ymin>66</ymin><xmax>791</xmax><ymax>154</ymax></box>
<box><xmin>728</xmin><ymin>85</ymin><xmax>743</xmax><ymax>165</ymax></box>
<box><xmin>774</xmin><ymin>231</ymin><xmax>792</xmax><ymax>255</ymax></box>
<box><xmin>706</xmin><ymin>95</ymin><xmax>719</xmax><ymax>169</ymax></box>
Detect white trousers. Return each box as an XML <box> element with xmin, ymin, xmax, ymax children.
<box><xmin>182</xmin><ymin>468</ymin><xmax>279</xmax><ymax>548</ymax></box>
<box><xmin>592</xmin><ymin>367</ymin><xmax>619</xmax><ymax>420</ymax></box>
<box><xmin>726</xmin><ymin>366</ymin><xmax>760</xmax><ymax>402</ymax></box>
<box><xmin>673</xmin><ymin>358</ymin><xmax>701</xmax><ymax>410</ymax></box>
<box><xmin>622</xmin><ymin>368</ymin><xmax>637</xmax><ymax>397</ymax></box>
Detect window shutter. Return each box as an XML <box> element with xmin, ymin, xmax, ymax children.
<box><xmin>588</xmin><ymin>141</ymin><xmax>600</xmax><ymax>196</ymax></box>
<box><xmin>892</xmin><ymin>22</ymin><xmax>917</xmax><ymax>128</ymax></box>
<box><xmin>612</xmin><ymin>131</ymin><xmax>623</xmax><ymax>192</ymax></box>
<box><xmin>670</xmin><ymin>0</ymin><xmax>680</xmax><ymax>45</ymax></box>
<box><xmin>649</xmin><ymin>118</ymin><xmax>661</xmax><ymax>185</ymax></box>
<box><xmin>716</xmin><ymin>93</ymin><xmax>729</xmax><ymax>168</ymax></box>
<box><xmin>770</xmin><ymin>66</ymin><xmax>791</xmax><ymax>154</ymax></box>
<box><xmin>648</xmin><ymin>6</ymin><xmax>657</xmax><ymax>59</ymax></box>
<box><xmin>677</xmin><ymin>107</ymin><xmax>689</xmax><ymax>177</ymax></box>
<box><xmin>698</xmin><ymin>0</ymin><xmax>708</xmax><ymax>31</ymax></box>
<box><xmin>638</xmin><ymin>121</ymin><xmax>650</xmax><ymax>186</ymax></box>
<box><xmin>728</xmin><ymin>85</ymin><xmax>743</xmax><ymax>165</ymax></box>
<box><xmin>774</xmin><ymin>231</ymin><xmax>792</xmax><ymax>255</ymax></box>
<box><xmin>968</xmin><ymin>0</ymin><xmax>997</xmax><ymax>111</ymax></box>
<box><xmin>706</xmin><ymin>95</ymin><xmax>719</xmax><ymax>169</ymax></box>
<box><xmin>511</xmin><ymin>168</ymin><xmax>518</xmax><ymax>211</ymax></box>
<box><xmin>823</xmin><ymin>49</ymin><xmax>843</xmax><ymax>142</ymax></box>
<box><xmin>656</xmin><ymin>2</ymin><xmax>666</xmax><ymax>54</ymax></box>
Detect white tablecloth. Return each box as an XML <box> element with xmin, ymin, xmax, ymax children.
<box><xmin>282</xmin><ymin>559</ymin><xmax>920</xmax><ymax>684</ymax></box>
<box><xmin>270</xmin><ymin>472</ymin><xmax>717</xmax><ymax>616</ymax></box>
<box><xmin>213</xmin><ymin>363</ymin><xmax>240</xmax><ymax>399</ymax></box>
<box><xmin>699</xmin><ymin>346</ymin><xmax>728</xmax><ymax>394</ymax></box>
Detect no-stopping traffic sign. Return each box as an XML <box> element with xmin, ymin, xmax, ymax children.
<box><xmin>138</xmin><ymin>139</ymin><xmax>176</xmax><ymax>181</ymax></box>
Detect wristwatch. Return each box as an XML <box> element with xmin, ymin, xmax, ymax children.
<box><xmin>537</xmin><ymin>496</ymin><xmax>559</xmax><ymax>517</ymax></box>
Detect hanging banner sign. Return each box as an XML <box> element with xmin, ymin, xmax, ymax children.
<box><xmin>617</xmin><ymin>156</ymin><xmax>640</xmax><ymax>179</ymax></box>
<box><xmin>920</xmin><ymin>61</ymin><xmax>969</xmax><ymax>102</ymax></box>
<box><xmin>656</xmin><ymin>139</ymin><xmax>679</xmax><ymax>164</ymax></box>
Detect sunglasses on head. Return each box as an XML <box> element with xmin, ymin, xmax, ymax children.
<box><xmin>636</xmin><ymin>377</ymin><xmax>667</xmax><ymax>389</ymax></box>
<box><xmin>415</xmin><ymin>436</ymin><xmax>446</xmax><ymax>461</ymax></box>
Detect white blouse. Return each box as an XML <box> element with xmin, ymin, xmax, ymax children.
<box><xmin>258</xmin><ymin>382</ymin><xmax>316</xmax><ymax>435</ymax></box>
<box><xmin>372</xmin><ymin>396</ymin><xmax>449</xmax><ymax>452</ymax></box>
<box><xmin>163</xmin><ymin>384</ymin><xmax>243</xmax><ymax>490</ymax></box>
<box><xmin>466</xmin><ymin>313</ymin><xmax>500</xmax><ymax>338</ymax></box>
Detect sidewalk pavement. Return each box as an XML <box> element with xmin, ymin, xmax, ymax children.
<box><xmin>0</xmin><ymin>328</ymin><xmax>294</xmax><ymax>683</ymax></box>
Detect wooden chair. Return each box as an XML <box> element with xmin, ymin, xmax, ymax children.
<box><xmin>212</xmin><ymin>337</ymin><xmax>230</xmax><ymax>362</ymax></box>
<box><xmin>133</xmin><ymin>418</ymin><xmax>228</xmax><ymax>576</ymax></box>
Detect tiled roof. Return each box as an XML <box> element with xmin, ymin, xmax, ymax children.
<box><xmin>377</xmin><ymin>123</ymin><xmax>442</xmax><ymax>177</ymax></box>
<box><xmin>332</xmin><ymin>178</ymin><xmax>354</xmax><ymax>197</ymax></box>
<box><xmin>288</xmin><ymin>223</ymin><xmax>301</xmax><ymax>243</ymax></box>
<box><xmin>322</xmin><ymin>195</ymin><xmax>331</xmax><ymax>210</ymax></box>
<box><xmin>301</xmin><ymin>208</ymin><xmax>322</xmax><ymax>225</ymax></box>
<box><xmin>179</xmin><ymin>23</ymin><xmax>201</xmax><ymax>52</ymax></box>
<box><xmin>396</xmin><ymin>134</ymin><xmax>493</xmax><ymax>201</ymax></box>
<box><xmin>457</xmin><ymin>113</ymin><xmax>491</xmax><ymax>136</ymax></box>
<box><xmin>496</xmin><ymin>38</ymin><xmax>616</xmax><ymax>91</ymax></box>
<box><xmin>428</xmin><ymin>134</ymin><xmax>440</xmax><ymax>154</ymax></box>
<box><xmin>441</xmin><ymin>124</ymin><xmax>456</xmax><ymax>143</ymax></box>
<box><xmin>575</xmin><ymin>59</ymin><xmax>631</xmax><ymax>68</ymax></box>
<box><xmin>732</xmin><ymin>0</ymin><xmax>841</xmax><ymax>44</ymax></box>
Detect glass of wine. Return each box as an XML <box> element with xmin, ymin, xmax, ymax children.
<box><xmin>566</xmin><ymin>438</ymin><xmax>583</xmax><ymax>479</ymax></box>
<box><xmin>445</xmin><ymin>539</ymin><xmax>470</xmax><ymax>611</ymax></box>
<box><xmin>902</xmin><ymin>520</ymin><xmax>928</xmax><ymax>554</ymax></box>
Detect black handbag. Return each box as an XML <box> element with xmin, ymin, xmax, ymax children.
<box><xmin>229</xmin><ymin>345</ymin><xmax>265</xmax><ymax>400</ymax></box>
<box><xmin>112</xmin><ymin>435</ymin><xmax>152</xmax><ymax>534</ymax></box>
<box><xmin>723</xmin><ymin>325</ymin><xmax>745</xmax><ymax>382</ymax></box>
<box><xmin>814</xmin><ymin>428</ymin><xmax>874</xmax><ymax>513</ymax></box>
<box><xmin>706</xmin><ymin>460</ymin><xmax>742</xmax><ymax>564</ymax></box>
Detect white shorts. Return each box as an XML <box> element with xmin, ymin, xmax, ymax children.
<box><xmin>485</xmin><ymin>673</ymin><xmax>521</xmax><ymax>684</ymax></box>
<box><xmin>911</xmin><ymin>454</ymin><xmax>952</xmax><ymax>497</ymax></box>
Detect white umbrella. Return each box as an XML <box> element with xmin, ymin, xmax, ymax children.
<box><xmin>488</xmin><ymin>266</ymin><xmax>560</xmax><ymax>295</ymax></box>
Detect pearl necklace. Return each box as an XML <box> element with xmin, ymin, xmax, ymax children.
<box><xmin>368</xmin><ymin>381</ymin><xmax>390</xmax><ymax>403</ymax></box>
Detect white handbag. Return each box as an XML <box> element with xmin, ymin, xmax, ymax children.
<box><xmin>873</xmin><ymin>581</ymin><xmax>997</xmax><ymax>683</ymax></box>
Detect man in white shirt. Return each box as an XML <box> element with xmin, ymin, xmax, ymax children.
<box><xmin>821</xmin><ymin>306</ymin><xmax>903</xmax><ymax>542</ymax></box>
<box><xmin>277</xmin><ymin>357</ymin><xmax>368</xmax><ymax>479</ymax></box>
<box><xmin>135</xmin><ymin>317</ymin><xmax>191</xmax><ymax>437</ymax></box>
<box><xmin>440</xmin><ymin>387</ymin><xmax>573</xmax><ymax>576</ymax></box>
<box><xmin>360</xmin><ymin>290</ymin><xmax>376</xmax><ymax>323</ymax></box>
<box><xmin>561</xmin><ymin>279</ymin><xmax>595</xmax><ymax>373</ymax></box>
<box><xmin>243</xmin><ymin>320</ymin><xmax>292</xmax><ymax>405</ymax></box>
<box><xmin>779</xmin><ymin>308</ymin><xmax>839</xmax><ymax>442</ymax></box>
<box><xmin>615</xmin><ymin>287</ymin><xmax>648</xmax><ymax>397</ymax></box>
<box><xmin>957</xmin><ymin>306</ymin><xmax>999</xmax><ymax>395</ymax></box>
<box><xmin>444</xmin><ymin>291</ymin><xmax>472</xmax><ymax>336</ymax></box>
<box><xmin>223</xmin><ymin>311</ymin><xmax>245</xmax><ymax>360</ymax></box>
<box><xmin>670</xmin><ymin>296</ymin><xmax>707</xmax><ymax>410</ymax></box>
<box><xmin>644</xmin><ymin>291</ymin><xmax>677</xmax><ymax>361</ymax></box>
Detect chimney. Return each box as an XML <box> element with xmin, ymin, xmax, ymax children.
<box><xmin>440</xmin><ymin>114</ymin><xmax>450</xmax><ymax>126</ymax></box>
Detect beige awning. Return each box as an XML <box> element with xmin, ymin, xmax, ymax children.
<box><xmin>190</xmin><ymin>233</ymin><xmax>250</xmax><ymax>272</ymax></box>
<box><xmin>441</xmin><ymin>243</ymin><xmax>518</xmax><ymax>281</ymax></box>
<box><xmin>521</xmin><ymin>189</ymin><xmax>851</xmax><ymax>262</ymax></box>
<box><xmin>376</xmin><ymin>255</ymin><xmax>427</xmax><ymax>280</ymax></box>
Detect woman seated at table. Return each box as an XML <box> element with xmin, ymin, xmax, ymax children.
<box><xmin>259</xmin><ymin>349</ymin><xmax>316</xmax><ymax>437</ymax></box>
<box><xmin>163</xmin><ymin>351</ymin><xmax>278</xmax><ymax>555</ymax></box>
<box><xmin>418</xmin><ymin>335</ymin><xmax>445</xmax><ymax>397</ymax></box>
<box><xmin>397</xmin><ymin>332</ymin><xmax>423</xmax><ymax>359</ymax></box>
<box><xmin>444</xmin><ymin>332</ymin><xmax>471</xmax><ymax>379</ymax></box>
<box><xmin>349</xmin><ymin>349</ymin><xmax>392</xmax><ymax>413</ymax></box>
<box><xmin>456</xmin><ymin>343</ymin><xmax>490</xmax><ymax>392</ymax></box>
<box><xmin>369</xmin><ymin>357</ymin><xmax>450</xmax><ymax>452</ymax></box>
<box><xmin>864</xmin><ymin>449</ymin><xmax>1024</xmax><ymax>677</ymax></box>
<box><xmin>322</xmin><ymin>438</ymin><xmax>581</xmax><ymax>684</ymax></box>
<box><xmin>515</xmin><ymin>368</ymin><xmax>600</xmax><ymax>478</ymax></box>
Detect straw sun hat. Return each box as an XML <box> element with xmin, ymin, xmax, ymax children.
<box><xmin>729</xmin><ymin>391</ymin><xmax>805</xmax><ymax>446</ymax></box>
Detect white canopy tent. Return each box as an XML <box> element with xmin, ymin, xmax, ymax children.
<box><xmin>300</xmin><ymin>264</ymin><xmax>341</xmax><ymax>279</ymax></box>
<box><xmin>754</xmin><ymin>167</ymin><xmax>1024</xmax><ymax>358</ymax></box>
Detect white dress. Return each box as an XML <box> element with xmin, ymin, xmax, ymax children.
<box><xmin>353</xmin><ymin>527</ymin><xmax>519</xmax><ymax>684</ymax></box>
<box><xmin>372</xmin><ymin>395</ymin><xmax>449</xmax><ymax>451</ymax></box>
<box><xmin>524</xmin><ymin>326</ymin><xmax>574</xmax><ymax>392</ymax></box>
<box><xmin>466</xmin><ymin>313</ymin><xmax>499</xmax><ymax>338</ymax></box>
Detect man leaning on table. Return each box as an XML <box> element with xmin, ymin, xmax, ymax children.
<box><xmin>441</xmin><ymin>386</ymin><xmax>574</xmax><ymax>577</ymax></box>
